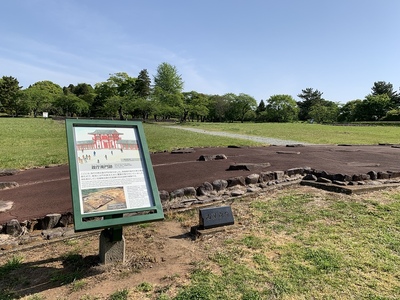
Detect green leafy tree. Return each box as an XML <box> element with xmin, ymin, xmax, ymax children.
<box><xmin>265</xmin><ymin>94</ymin><xmax>299</xmax><ymax>122</ymax></box>
<box><xmin>24</xmin><ymin>80</ymin><xmax>63</xmax><ymax>117</ymax></box>
<box><xmin>207</xmin><ymin>94</ymin><xmax>229</xmax><ymax>122</ymax></box>
<box><xmin>297</xmin><ymin>88</ymin><xmax>324</xmax><ymax>120</ymax></box>
<box><xmin>153</xmin><ymin>63</ymin><xmax>183</xmax><ymax>94</ymax></box>
<box><xmin>371</xmin><ymin>81</ymin><xmax>399</xmax><ymax>106</ymax></box>
<box><xmin>353</xmin><ymin>94</ymin><xmax>391</xmax><ymax>121</ymax></box>
<box><xmin>0</xmin><ymin>76</ymin><xmax>24</xmax><ymax>116</ymax></box>
<box><xmin>153</xmin><ymin>62</ymin><xmax>184</xmax><ymax>119</ymax></box>
<box><xmin>338</xmin><ymin>99</ymin><xmax>362</xmax><ymax>122</ymax></box>
<box><xmin>53</xmin><ymin>93</ymin><xmax>89</xmax><ymax>117</ymax></box>
<box><xmin>308</xmin><ymin>101</ymin><xmax>339</xmax><ymax>123</ymax></box>
<box><xmin>182</xmin><ymin>91</ymin><xmax>210</xmax><ymax>122</ymax></box>
<box><xmin>225</xmin><ymin>93</ymin><xmax>257</xmax><ymax>123</ymax></box>
<box><xmin>93</xmin><ymin>72</ymin><xmax>136</xmax><ymax>119</ymax></box>
<box><xmin>71</xmin><ymin>83</ymin><xmax>96</xmax><ymax>115</ymax></box>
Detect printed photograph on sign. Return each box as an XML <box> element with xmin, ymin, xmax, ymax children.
<box><xmin>82</xmin><ymin>187</ymin><xmax>126</xmax><ymax>213</ymax></box>
<box><xmin>73</xmin><ymin>126</ymin><xmax>153</xmax><ymax>214</ymax></box>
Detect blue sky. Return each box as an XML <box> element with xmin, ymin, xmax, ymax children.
<box><xmin>1</xmin><ymin>1</ymin><xmax>399</xmax><ymax>103</ymax></box>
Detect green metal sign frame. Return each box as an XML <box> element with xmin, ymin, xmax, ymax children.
<box><xmin>65</xmin><ymin>119</ymin><xmax>164</xmax><ymax>231</ymax></box>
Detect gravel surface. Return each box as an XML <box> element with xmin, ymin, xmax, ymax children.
<box><xmin>166</xmin><ymin>126</ymin><xmax>312</xmax><ymax>145</ymax></box>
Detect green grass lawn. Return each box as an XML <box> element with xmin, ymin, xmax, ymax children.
<box><xmin>179</xmin><ymin>122</ymin><xmax>400</xmax><ymax>145</ymax></box>
<box><xmin>173</xmin><ymin>187</ymin><xmax>400</xmax><ymax>299</ymax></box>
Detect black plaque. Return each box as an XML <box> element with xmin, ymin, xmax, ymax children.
<box><xmin>199</xmin><ymin>206</ymin><xmax>234</xmax><ymax>229</ymax></box>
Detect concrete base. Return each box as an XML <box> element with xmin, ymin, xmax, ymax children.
<box><xmin>99</xmin><ymin>229</ymin><xmax>126</xmax><ymax>264</ymax></box>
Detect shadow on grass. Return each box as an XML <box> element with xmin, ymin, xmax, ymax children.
<box><xmin>0</xmin><ymin>253</ymin><xmax>101</xmax><ymax>299</ymax></box>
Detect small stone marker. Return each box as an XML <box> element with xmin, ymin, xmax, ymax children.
<box><xmin>199</xmin><ymin>206</ymin><xmax>234</xmax><ymax>230</ymax></box>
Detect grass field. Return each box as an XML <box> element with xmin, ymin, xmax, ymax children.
<box><xmin>172</xmin><ymin>187</ymin><xmax>400</xmax><ymax>299</ymax></box>
<box><xmin>2</xmin><ymin>118</ymin><xmax>400</xmax><ymax>169</ymax></box>
<box><xmin>180</xmin><ymin>122</ymin><xmax>400</xmax><ymax>145</ymax></box>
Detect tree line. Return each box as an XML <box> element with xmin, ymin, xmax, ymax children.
<box><xmin>1</xmin><ymin>62</ymin><xmax>399</xmax><ymax>123</ymax></box>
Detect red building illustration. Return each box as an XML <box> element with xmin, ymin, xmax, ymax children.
<box><xmin>76</xmin><ymin>129</ymin><xmax>138</xmax><ymax>150</ymax></box>
<box><xmin>89</xmin><ymin>129</ymin><xmax>122</xmax><ymax>149</ymax></box>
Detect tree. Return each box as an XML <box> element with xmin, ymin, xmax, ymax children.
<box><xmin>153</xmin><ymin>62</ymin><xmax>184</xmax><ymax>119</ymax></box>
<box><xmin>338</xmin><ymin>99</ymin><xmax>362</xmax><ymax>122</ymax></box>
<box><xmin>256</xmin><ymin>100</ymin><xmax>266</xmax><ymax>115</ymax></box>
<box><xmin>265</xmin><ymin>94</ymin><xmax>299</xmax><ymax>122</ymax></box>
<box><xmin>134</xmin><ymin>69</ymin><xmax>151</xmax><ymax>98</ymax></box>
<box><xmin>153</xmin><ymin>63</ymin><xmax>183</xmax><ymax>94</ymax></box>
<box><xmin>72</xmin><ymin>83</ymin><xmax>96</xmax><ymax>111</ymax></box>
<box><xmin>297</xmin><ymin>88</ymin><xmax>324</xmax><ymax>120</ymax></box>
<box><xmin>53</xmin><ymin>93</ymin><xmax>89</xmax><ymax>117</ymax></box>
<box><xmin>224</xmin><ymin>93</ymin><xmax>257</xmax><ymax>123</ymax></box>
<box><xmin>182</xmin><ymin>91</ymin><xmax>210</xmax><ymax>122</ymax></box>
<box><xmin>353</xmin><ymin>94</ymin><xmax>391</xmax><ymax>121</ymax></box>
<box><xmin>0</xmin><ymin>76</ymin><xmax>24</xmax><ymax>116</ymax></box>
<box><xmin>308</xmin><ymin>101</ymin><xmax>339</xmax><ymax>123</ymax></box>
<box><xmin>371</xmin><ymin>81</ymin><xmax>399</xmax><ymax>106</ymax></box>
<box><xmin>207</xmin><ymin>94</ymin><xmax>229</xmax><ymax>122</ymax></box>
<box><xmin>24</xmin><ymin>80</ymin><xmax>63</xmax><ymax>117</ymax></box>
<box><xmin>93</xmin><ymin>72</ymin><xmax>136</xmax><ymax>119</ymax></box>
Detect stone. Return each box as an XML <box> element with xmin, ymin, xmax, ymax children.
<box><xmin>227</xmin><ymin>176</ymin><xmax>246</xmax><ymax>187</ymax></box>
<box><xmin>212</xmin><ymin>179</ymin><xmax>228</xmax><ymax>191</ymax></box>
<box><xmin>245</xmin><ymin>174</ymin><xmax>260</xmax><ymax>185</ymax></box>
<box><xmin>227</xmin><ymin>163</ymin><xmax>270</xmax><ymax>171</ymax></box>
<box><xmin>198</xmin><ymin>154</ymin><xmax>227</xmax><ymax>161</ymax></box>
<box><xmin>40</xmin><ymin>213</ymin><xmax>62</xmax><ymax>230</ymax></box>
<box><xmin>41</xmin><ymin>227</ymin><xmax>75</xmax><ymax>240</ymax></box>
<box><xmin>274</xmin><ymin>171</ymin><xmax>285</xmax><ymax>181</ymax></box>
<box><xmin>332</xmin><ymin>174</ymin><xmax>350</xmax><ymax>181</ymax></box>
<box><xmin>259</xmin><ymin>171</ymin><xmax>275</xmax><ymax>182</ymax></box>
<box><xmin>352</xmin><ymin>174</ymin><xmax>370</xmax><ymax>181</ymax></box>
<box><xmin>247</xmin><ymin>186</ymin><xmax>262</xmax><ymax>193</ymax></box>
<box><xmin>377</xmin><ymin>172</ymin><xmax>390</xmax><ymax>179</ymax></box>
<box><xmin>303</xmin><ymin>174</ymin><xmax>317</xmax><ymax>181</ymax></box>
<box><xmin>159</xmin><ymin>190</ymin><xmax>170</xmax><ymax>202</ymax></box>
<box><xmin>286</xmin><ymin>144</ymin><xmax>304</xmax><ymax>147</ymax></box>
<box><xmin>0</xmin><ymin>182</ymin><xmax>18</xmax><ymax>189</ymax></box>
<box><xmin>0</xmin><ymin>200</ymin><xmax>13</xmax><ymax>213</ymax></box>
<box><xmin>41</xmin><ymin>227</ymin><xmax>64</xmax><ymax>240</ymax></box>
<box><xmin>5</xmin><ymin>219</ymin><xmax>22</xmax><ymax>237</ymax></box>
<box><xmin>333</xmin><ymin>180</ymin><xmax>347</xmax><ymax>186</ymax></box>
<box><xmin>276</xmin><ymin>151</ymin><xmax>301</xmax><ymax>155</ymax></box>
<box><xmin>58</xmin><ymin>213</ymin><xmax>73</xmax><ymax>227</ymax></box>
<box><xmin>230</xmin><ymin>189</ymin><xmax>246</xmax><ymax>197</ymax></box>
<box><xmin>388</xmin><ymin>171</ymin><xmax>400</xmax><ymax>178</ymax></box>
<box><xmin>171</xmin><ymin>148</ymin><xmax>195</xmax><ymax>154</ymax></box>
<box><xmin>367</xmin><ymin>171</ymin><xmax>378</xmax><ymax>180</ymax></box>
<box><xmin>183</xmin><ymin>187</ymin><xmax>196</xmax><ymax>197</ymax></box>
<box><xmin>197</xmin><ymin>182</ymin><xmax>213</xmax><ymax>196</ymax></box>
<box><xmin>286</xmin><ymin>168</ymin><xmax>305</xmax><ymax>177</ymax></box>
<box><xmin>317</xmin><ymin>177</ymin><xmax>332</xmax><ymax>183</ymax></box>
<box><xmin>170</xmin><ymin>189</ymin><xmax>184</xmax><ymax>199</ymax></box>
<box><xmin>0</xmin><ymin>169</ymin><xmax>19</xmax><ymax>177</ymax></box>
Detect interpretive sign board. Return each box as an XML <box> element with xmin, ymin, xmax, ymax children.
<box><xmin>65</xmin><ymin>119</ymin><xmax>164</xmax><ymax>231</ymax></box>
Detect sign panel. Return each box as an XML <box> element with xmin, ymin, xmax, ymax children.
<box><xmin>65</xmin><ymin>119</ymin><xmax>164</xmax><ymax>231</ymax></box>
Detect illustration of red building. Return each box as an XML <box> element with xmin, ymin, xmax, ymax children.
<box><xmin>89</xmin><ymin>129</ymin><xmax>123</xmax><ymax>149</ymax></box>
<box><xmin>76</xmin><ymin>129</ymin><xmax>138</xmax><ymax>151</ymax></box>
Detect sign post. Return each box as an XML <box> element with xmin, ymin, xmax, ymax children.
<box><xmin>65</xmin><ymin>119</ymin><xmax>164</xmax><ymax>263</ymax></box>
